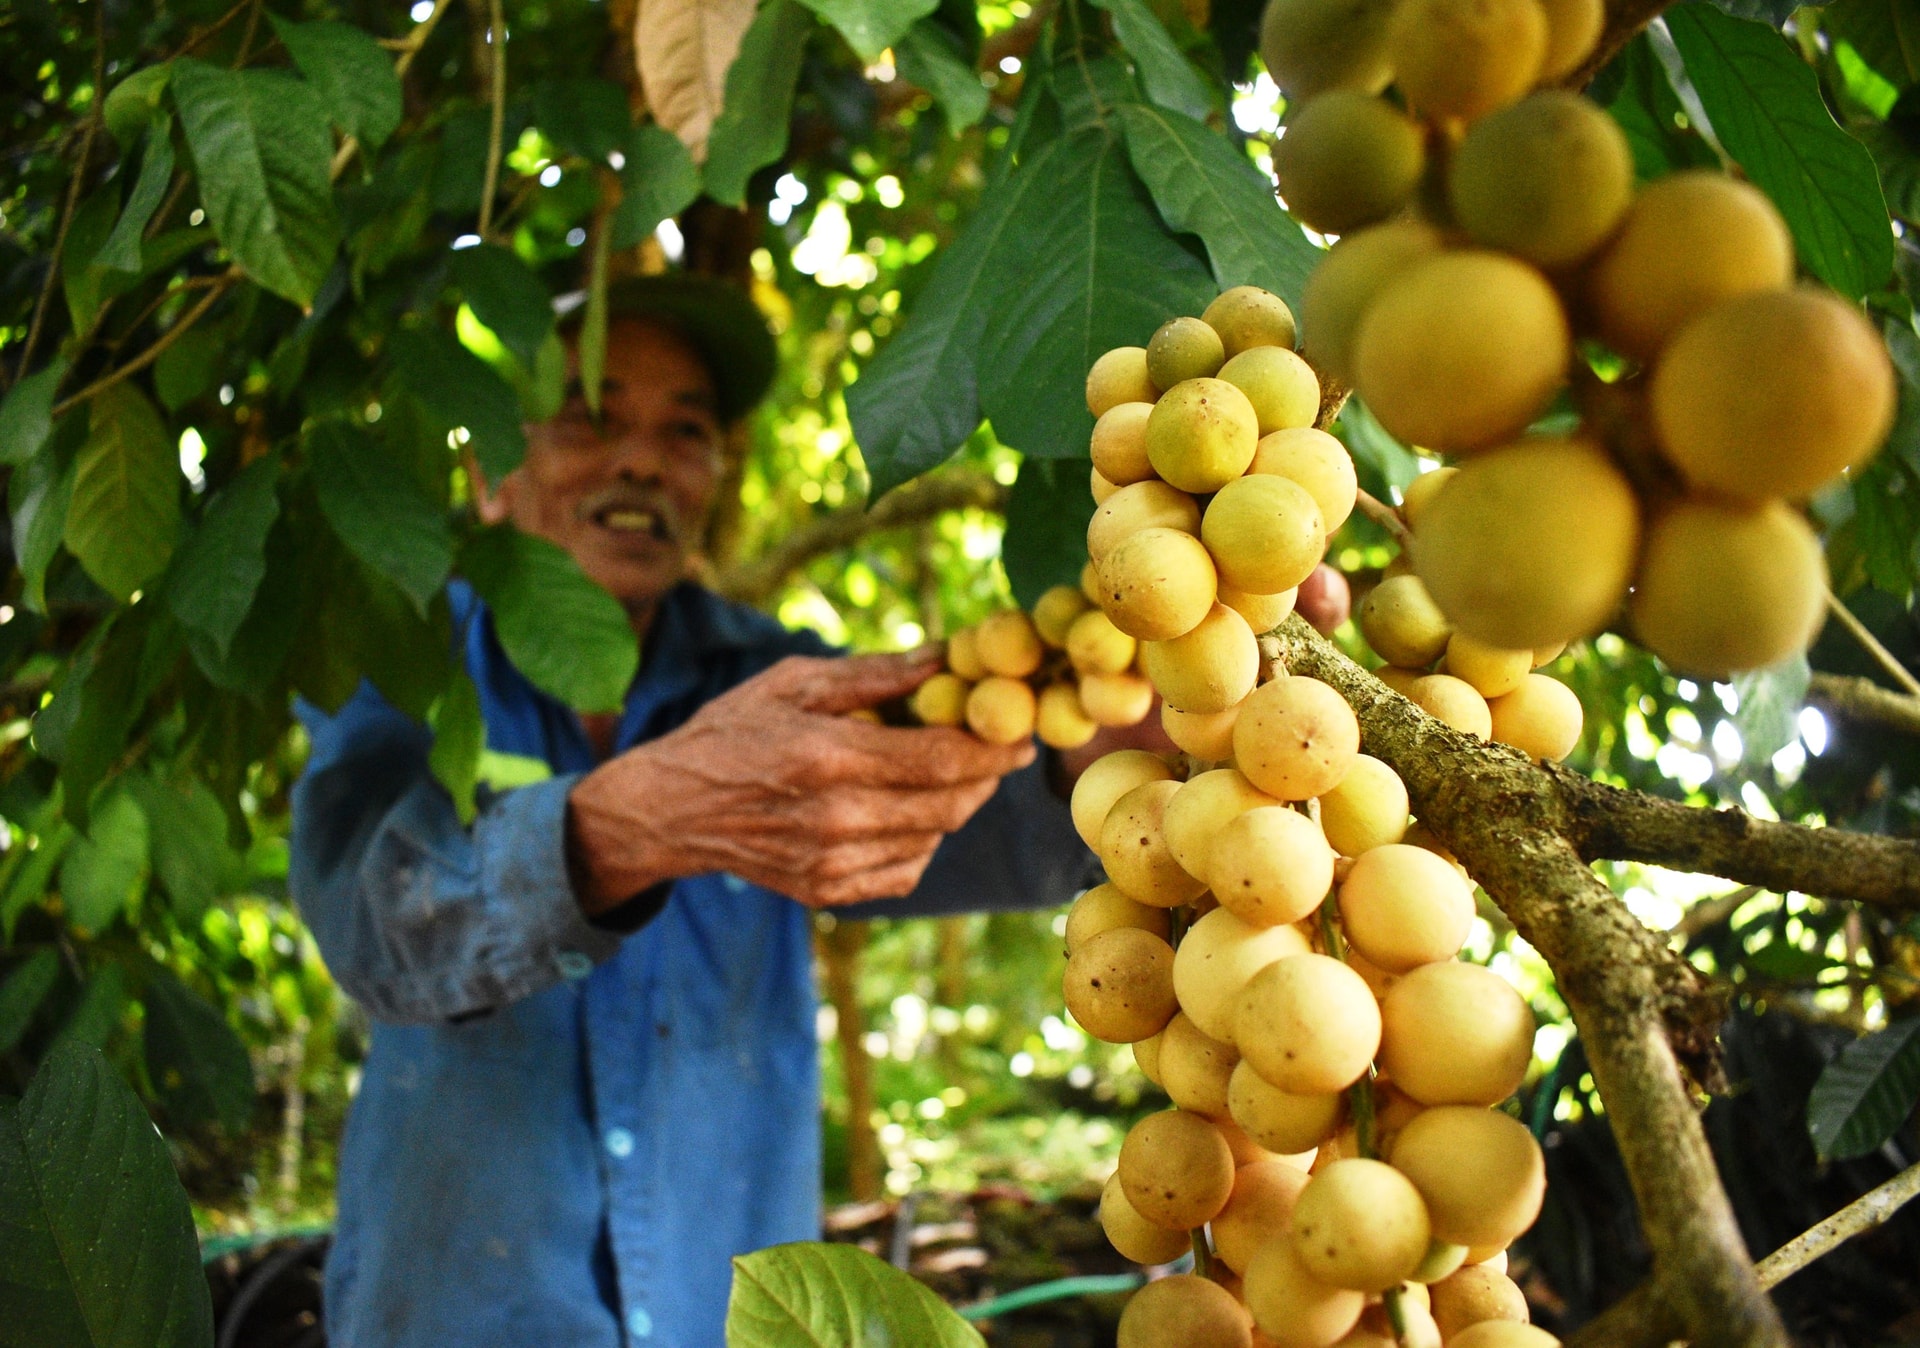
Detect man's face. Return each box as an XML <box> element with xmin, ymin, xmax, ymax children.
<box><xmin>482</xmin><ymin>318</ymin><xmax>725</xmax><ymax>617</ymax></box>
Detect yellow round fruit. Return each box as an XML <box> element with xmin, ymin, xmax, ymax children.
<box><xmin>1034</xmin><ymin>584</ymin><xmax>1093</xmax><ymax>648</ymax></box>
<box><xmin>1338</xmin><ymin>843</ymin><xmax>1475</xmax><ymax>972</ymax></box>
<box><xmin>1164</xmin><ymin>769</ymin><xmax>1281</xmax><ymax>881</ymax></box>
<box><xmin>1081</xmin><ymin>559</ymin><xmax>1104</xmax><ymax>605</ymax></box>
<box><xmin>1317</xmin><ymin>754</ymin><xmax>1409</xmax><ymax>857</ymax></box>
<box><xmin>1236</xmin><ymin>954</ymin><xmax>1381</xmax><ymax>1093</ymax></box>
<box><xmin>1358</xmin><ymin>574</ymin><xmax>1453</xmax><ymax>668</ymax></box>
<box><xmin>1089</xmin><ymin>345</ymin><xmax>1159</xmax><ymax>416</ymax></box>
<box><xmin>1650</xmin><ymin>287</ymin><xmax>1896</xmax><ymax>500</ymax></box>
<box><xmin>1219</xmin><ymin>346</ymin><xmax>1322</xmax><ymax>436</ymax></box>
<box><xmin>1446</xmin><ymin>632</ymin><xmax>1532</xmax><ymax>698</ymax></box>
<box><xmin>1120</xmin><ymin>1108</ymin><xmax>1238</xmax><ymax>1229</ymax></box>
<box><xmin>1175</xmin><ymin>907</ymin><xmax>1313</xmax><ymax>1043</ymax></box>
<box><xmin>1118</xmin><ymin>1274</ymin><xmax>1254</xmax><ymax>1348</ymax></box>
<box><xmin>1148</xmin><ymin>316</ymin><xmax>1228</xmax><ymax>389</ymax></box>
<box><xmin>1205</xmin><ymin>285</ymin><xmax>1300</xmax><ymax>356</ymax></box>
<box><xmin>1163</xmin><ymin>700</ymin><xmax>1243</xmax><ymax>761</ymax></box>
<box><xmin>1064</xmin><ymin>926</ymin><xmax>1179</xmax><ymax>1043</ymax></box>
<box><xmin>1101</xmin><ymin>527</ymin><xmax>1220</xmax><ymax>641</ymax></box>
<box><xmin>1412</xmin><ymin>437</ymin><xmax>1639</xmax><ymax>650</ymax></box>
<box><xmin>1088</xmin><ymin>479</ymin><xmax>1204</xmax><ymax>562</ymax></box>
<box><xmin>1448</xmin><ymin>91</ymin><xmax>1633</xmax><ymax>268</ymax></box>
<box><xmin>947</xmin><ymin>626</ymin><xmax>987</xmax><ymax>680</ymax></box>
<box><xmin>1293</xmin><ymin>1158</ymin><xmax>1432</xmax><ymax>1293</ymax></box>
<box><xmin>1470</xmin><ymin>1248</ymin><xmax>1509</xmax><ymax>1273</ymax></box>
<box><xmin>1430</xmin><ymin>1265</ymin><xmax>1530</xmax><ymax>1340</ymax></box>
<box><xmin>1070</xmin><ymin>749</ymin><xmax>1175</xmax><ymax>850</ymax></box>
<box><xmin>1220</xmin><ymin>583</ymin><xmax>1300</xmax><ymax>632</ymax></box>
<box><xmin>1488</xmin><ymin>673</ymin><xmax>1583</xmax><ymax>761</ymax></box>
<box><xmin>1250</xmin><ymin>428</ymin><xmax>1357</xmax><ymax>533</ymax></box>
<box><xmin>1203</xmin><ymin>474</ymin><xmax>1328</xmax><ymax>596</ymax></box>
<box><xmin>1228</xmin><ymin>1059</ymin><xmax>1343</xmax><ymax>1154</ymax></box>
<box><xmin>1101</xmin><ymin>1171</ymin><xmax>1192</xmax><ymax>1264</ymax></box>
<box><xmin>1091</xmin><ymin>402</ymin><xmax>1158</xmax><ymax>487</ymax></box>
<box><xmin>1408</xmin><ymin>674</ymin><xmax>1492</xmax><ymax>739</ymax></box>
<box><xmin>966</xmin><ymin>675</ymin><xmax>1037</xmax><ymax>744</ymax></box>
<box><xmin>1379</xmin><ymin>963</ymin><xmax>1535</xmax><ymax>1106</ymax></box>
<box><xmin>1353</xmin><ymin>252</ymin><xmax>1570</xmax><ymax>454</ymax></box>
<box><xmin>1234</xmin><ymin>676</ymin><xmax>1362</xmax><ymax>801</ymax></box>
<box><xmin>1449</xmin><ymin>1325</ymin><xmax>1558</xmax><ymax>1348</ymax></box>
<box><xmin>1209</xmin><ymin>806</ymin><xmax>1338</xmax><ymax>927</ymax></box>
<box><xmin>1389</xmin><ymin>1107</ymin><xmax>1545</xmax><ymax>1249</ymax></box>
<box><xmin>1537</xmin><ymin>0</ymin><xmax>1603</xmax><ymax>78</ymax></box>
<box><xmin>1079</xmin><ymin>671</ymin><xmax>1159</xmax><ymax>727</ymax></box>
<box><xmin>1530</xmin><ymin>641</ymin><xmax>1565</xmax><ymax>669</ymax></box>
<box><xmin>1135</xmin><ymin>1029</ymin><xmax>1166</xmax><ymax>1085</ymax></box>
<box><xmin>1147</xmin><ymin>378</ymin><xmax>1262</xmax><ymax>494</ymax></box>
<box><xmin>1272</xmin><ymin>91</ymin><xmax>1427</xmax><ymax>236</ymax></box>
<box><xmin>977</xmin><ymin>610</ymin><xmax>1045</xmax><ymax>677</ymax></box>
<box><xmin>1586</xmin><ymin>170</ymin><xmax>1794</xmax><ymax>361</ymax></box>
<box><xmin>1259</xmin><ymin>0</ymin><xmax>1399</xmax><ymax>99</ymax></box>
<box><xmin>1398</xmin><ymin>467</ymin><xmax>1456</xmax><ymax>531</ymax></box>
<box><xmin>1217</xmin><ymin>1115</ymin><xmax>1278</xmax><ymax>1168</ymax></box>
<box><xmin>911</xmin><ymin>671</ymin><xmax>971</xmax><ymax>726</ymax></box>
<box><xmin>1067</xmin><ymin>882</ymin><xmax>1173</xmax><ymax>953</ymax></box>
<box><xmin>1628</xmin><ymin>498</ymin><xmax>1827</xmax><ymax>679</ymax></box>
<box><xmin>1038</xmin><ymin>683</ymin><xmax>1101</xmax><ymax>749</ymax></box>
<box><xmin>1388</xmin><ymin>0</ymin><xmax>1547</xmax><ymax>122</ymax></box>
<box><xmin>1375</xmin><ymin>666</ymin><xmax>1423</xmax><ymax>697</ymax></box>
<box><xmin>1093</xmin><ymin>466</ymin><xmax>1120</xmax><ymax>505</ymax></box>
<box><xmin>1102</xmin><ymin>779</ymin><xmax>1211</xmax><ymax>907</ymax></box>
<box><xmin>1068</xmin><ymin>608</ymin><xmax>1140</xmax><ymax>675</ymax></box>
<box><xmin>1142</xmin><ymin>602</ymin><xmax>1261</xmax><ymax>714</ymax></box>
<box><xmin>1411</xmin><ymin>1240</ymin><xmax>1471</xmax><ymax>1285</ymax></box>
<box><xmin>1160</xmin><ymin>1011</ymin><xmax>1243</xmax><ymax>1118</ymax></box>
<box><xmin>1301</xmin><ymin>220</ymin><xmax>1445</xmax><ymax>384</ymax></box>
<box><xmin>1214</xmin><ymin>1157</ymin><xmax>1315</xmax><ymax>1275</ymax></box>
<box><xmin>1245</xmin><ymin>1233</ymin><xmax>1367</xmax><ymax>1348</ymax></box>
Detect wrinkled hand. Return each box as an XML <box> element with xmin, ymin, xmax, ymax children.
<box><xmin>567</xmin><ymin>652</ymin><xmax>1036</xmax><ymax>911</ymax></box>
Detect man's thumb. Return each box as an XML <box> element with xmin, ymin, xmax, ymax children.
<box><xmin>795</xmin><ymin>649</ymin><xmax>945</xmax><ymax>715</ymax></box>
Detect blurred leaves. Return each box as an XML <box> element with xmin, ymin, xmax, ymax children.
<box><xmin>1809</xmin><ymin>1018</ymin><xmax>1920</xmax><ymax>1160</ymax></box>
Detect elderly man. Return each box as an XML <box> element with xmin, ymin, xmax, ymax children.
<box><xmin>290</xmin><ymin>275</ymin><xmax>1100</xmax><ymax>1348</ymax></box>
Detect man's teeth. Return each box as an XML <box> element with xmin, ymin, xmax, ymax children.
<box><xmin>601</xmin><ymin>509</ymin><xmax>658</xmax><ymax>533</ymax></box>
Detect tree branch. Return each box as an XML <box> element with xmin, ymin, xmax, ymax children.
<box><xmin>1565</xmin><ymin>0</ymin><xmax>1676</xmax><ymax>89</ymax></box>
<box><xmin>712</xmin><ymin>470</ymin><xmax>1007</xmax><ymax>603</ymax></box>
<box><xmin>1807</xmin><ymin>671</ymin><xmax>1920</xmax><ymax>739</ymax></box>
<box><xmin>1271</xmin><ymin>614</ymin><xmax>1788</xmax><ymax>1348</ymax></box>
<box><xmin>49</xmin><ymin>273</ymin><xmax>239</xmax><ymax>418</ymax></box>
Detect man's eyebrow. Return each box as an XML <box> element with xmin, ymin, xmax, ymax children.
<box><xmin>674</xmin><ymin>389</ymin><xmax>720</xmax><ymax>414</ymax></box>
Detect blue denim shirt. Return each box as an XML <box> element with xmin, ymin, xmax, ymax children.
<box><xmin>290</xmin><ymin>581</ymin><xmax>1097</xmax><ymax>1348</ymax></box>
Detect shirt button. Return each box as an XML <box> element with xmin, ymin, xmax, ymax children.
<box><xmin>721</xmin><ymin>873</ymin><xmax>748</xmax><ymax>894</ymax></box>
<box><xmin>627</xmin><ymin>1307</ymin><xmax>653</xmax><ymax>1338</ymax></box>
<box><xmin>557</xmin><ymin>951</ymin><xmax>593</xmax><ymax>981</ymax></box>
<box><xmin>604</xmin><ymin>1127</ymin><xmax>635</xmax><ymax>1159</ymax></box>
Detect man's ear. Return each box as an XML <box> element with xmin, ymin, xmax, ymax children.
<box><xmin>465</xmin><ymin>450</ymin><xmax>514</xmax><ymax>526</ymax></box>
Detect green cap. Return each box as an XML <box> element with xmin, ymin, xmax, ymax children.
<box><xmin>556</xmin><ymin>273</ymin><xmax>777</xmax><ymax>423</ymax></box>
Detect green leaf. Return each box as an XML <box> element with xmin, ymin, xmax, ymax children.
<box><xmin>1118</xmin><ymin>102</ymin><xmax>1320</xmax><ymax>306</ymax></box>
<box><xmin>61</xmin><ymin>188</ymin><xmax>122</xmax><ymax>333</ymax></box>
<box><xmin>532</xmin><ymin>77</ymin><xmax>632</xmax><ymax>165</ymax></box>
<box><xmin>0</xmin><ymin>357</ymin><xmax>68</xmax><ymax>466</ymax></box>
<box><xmin>11</xmin><ymin>431</ymin><xmax>77</xmax><ymax>614</ymax></box>
<box><xmin>612</xmin><ymin>123</ymin><xmax>702</xmax><ymax>250</ymax></box>
<box><xmin>976</xmin><ymin>128</ymin><xmax>1217</xmax><ymax>459</ymax></box>
<box><xmin>794</xmin><ymin>0</ymin><xmax>939</xmax><ymax>61</ymax></box>
<box><xmin>1704</xmin><ymin>0</ymin><xmax>1796</xmax><ymax>22</ymax></box>
<box><xmin>35</xmin><ymin>616</ymin><xmax>149</xmax><ymax>825</ymax></box>
<box><xmin>1728</xmin><ymin>651</ymin><xmax>1810</xmax><ymax>771</ymax></box>
<box><xmin>64</xmin><ymin>383</ymin><xmax>181</xmax><ymax>601</ymax></box>
<box><xmin>388</xmin><ymin>322</ymin><xmax>527</xmax><ymax>480</ymax></box>
<box><xmin>94</xmin><ymin>119</ymin><xmax>175</xmax><ymax>274</ymax></box>
<box><xmin>430</xmin><ymin>668</ymin><xmax>485</xmax><ymax>825</ymax></box>
<box><xmin>1664</xmin><ymin>4</ymin><xmax>1893</xmax><ymax>299</ymax></box>
<box><xmin>142</xmin><ymin>968</ymin><xmax>254</xmax><ymax>1133</ymax></box>
<box><xmin>170</xmin><ymin>59</ymin><xmax>341</xmax><ymax>306</ymax></box>
<box><xmin>58</xmin><ymin>789</ymin><xmax>150</xmax><ymax>935</ymax></box>
<box><xmin>1808</xmin><ymin>1016</ymin><xmax>1920</xmax><ymax>1159</ymax></box>
<box><xmin>0</xmin><ymin>809</ymin><xmax>74</xmax><ymax>942</ymax></box>
<box><xmin>102</xmin><ymin>64</ymin><xmax>173</xmax><ymax>147</ymax></box>
<box><xmin>153</xmin><ymin>323</ymin><xmax>227</xmax><ymax>412</ymax></box>
<box><xmin>1825</xmin><ymin>0</ymin><xmax>1920</xmax><ymax>86</ymax></box>
<box><xmin>0</xmin><ymin>1042</ymin><xmax>213</xmax><ymax>1348</ymax></box>
<box><xmin>54</xmin><ymin>964</ymin><xmax>128</xmax><ymax>1052</ymax></box>
<box><xmin>1745</xmin><ymin>938</ymin><xmax>1834</xmax><ymax>981</ymax></box>
<box><xmin>895</xmin><ymin>21</ymin><xmax>990</xmax><ymax>135</ymax></box>
<box><xmin>127</xmin><ymin>771</ymin><xmax>242</xmax><ymax>924</ymax></box>
<box><xmin>726</xmin><ymin>1242</ymin><xmax>985</xmax><ymax>1348</ymax></box>
<box><xmin>1591</xmin><ymin>33</ymin><xmax>1717</xmax><ymax>181</ymax></box>
<box><xmin>0</xmin><ymin>951</ymin><xmax>61</xmax><ymax>1057</ymax></box>
<box><xmin>1089</xmin><ymin>0</ymin><xmax>1214</xmax><ymax>122</ymax></box>
<box><xmin>705</xmin><ymin>0</ymin><xmax>814</xmax><ymax>208</ymax></box>
<box><xmin>309</xmin><ymin>421</ymin><xmax>455</xmax><ymax>614</ymax></box>
<box><xmin>1857</xmin><ymin>118</ymin><xmax>1920</xmax><ymax>225</ymax></box>
<box><xmin>270</xmin><ymin>15</ymin><xmax>404</xmax><ymax>148</ymax></box>
<box><xmin>460</xmin><ymin>526</ymin><xmax>639</xmax><ymax>713</ymax></box>
<box><xmin>580</xmin><ymin>227</ymin><xmax>611</xmax><ymax>418</ymax></box>
<box><xmin>1003</xmin><ymin>458</ymin><xmax>1097</xmax><ymax>607</ymax></box>
<box><xmin>165</xmin><ymin>452</ymin><xmax>281</xmax><ymax>660</ymax></box>
<box><xmin>451</xmin><ymin>243</ymin><xmax>555</xmax><ymax>365</ymax></box>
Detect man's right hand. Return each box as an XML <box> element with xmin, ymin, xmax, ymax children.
<box><xmin>566</xmin><ymin>652</ymin><xmax>1037</xmax><ymax>913</ymax></box>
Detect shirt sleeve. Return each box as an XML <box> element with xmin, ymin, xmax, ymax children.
<box><xmin>289</xmin><ymin>684</ymin><xmax>628</xmax><ymax>1024</ymax></box>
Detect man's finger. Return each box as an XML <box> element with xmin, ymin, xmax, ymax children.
<box><xmin>811</xmin><ymin>832</ymin><xmax>944</xmax><ymax>884</ymax></box>
<box><xmin>810</xmin><ymin>856</ymin><xmax>940</xmax><ymax>909</ymax></box>
<box><xmin>815</xmin><ymin>780</ymin><xmax>1006</xmax><ymax>837</ymax></box>
<box><xmin>825</xmin><ymin>720</ymin><xmax>1038</xmax><ymax>788</ymax></box>
<box><xmin>788</xmin><ymin>650</ymin><xmax>945</xmax><ymax>715</ymax></box>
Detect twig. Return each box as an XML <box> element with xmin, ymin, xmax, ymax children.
<box><xmin>1353</xmin><ymin>488</ymin><xmax>1411</xmax><ymax>548</ymax></box>
<box><xmin>329</xmin><ymin>0</ymin><xmax>455</xmax><ymax>180</ymax></box>
<box><xmin>1670</xmin><ymin>885</ymin><xmax>1761</xmax><ymax>941</ymax></box>
<box><xmin>49</xmin><ymin>274</ymin><xmax>238</xmax><ymax>418</ymax></box>
<box><xmin>1825</xmin><ymin>591</ymin><xmax>1920</xmax><ymax>701</ymax></box>
<box><xmin>1563</xmin><ymin>0</ymin><xmax>1677</xmax><ymax>90</ymax></box>
<box><xmin>477</xmin><ymin>0</ymin><xmax>507</xmax><ymax>238</ymax></box>
<box><xmin>1807</xmin><ymin>671</ymin><xmax>1920</xmax><ymax>739</ymax></box>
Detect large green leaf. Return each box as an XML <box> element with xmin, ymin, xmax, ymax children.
<box><xmin>165</xmin><ymin>453</ymin><xmax>280</xmax><ymax>660</ymax></box>
<box><xmin>308</xmin><ymin>421</ymin><xmax>454</xmax><ymax>614</ymax></box>
<box><xmin>1090</xmin><ymin>0</ymin><xmax>1213</xmax><ymax>122</ymax></box>
<box><xmin>976</xmin><ymin>128</ymin><xmax>1217</xmax><ymax>459</ymax></box>
<box><xmin>94</xmin><ymin>120</ymin><xmax>174</xmax><ymax>275</ymax></box>
<box><xmin>388</xmin><ymin>323</ymin><xmax>527</xmax><ymax>480</ymax></box>
<box><xmin>1728</xmin><ymin>652</ymin><xmax>1811</xmax><ymax>771</ymax></box>
<box><xmin>0</xmin><ymin>358</ymin><xmax>68</xmax><ymax>466</ymax></box>
<box><xmin>57</xmin><ymin>789</ymin><xmax>150</xmax><ymax>935</ymax></box>
<box><xmin>532</xmin><ymin>78</ymin><xmax>632</xmax><ymax>165</ymax></box>
<box><xmin>795</xmin><ymin>0</ymin><xmax>939</xmax><ymax>61</ymax></box>
<box><xmin>65</xmin><ymin>383</ymin><xmax>180</xmax><ymax>602</ymax></box>
<box><xmin>451</xmin><ymin>243</ymin><xmax>555</xmax><ymax>365</ymax></box>
<box><xmin>1808</xmin><ymin>1016</ymin><xmax>1920</xmax><ymax>1159</ymax></box>
<box><xmin>1118</xmin><ymin>102</ymin><xmax>1319</xmax><ymax>307</ymax></box>
<box><xmin>705</xmin><ymin>0</ymin><xmax>813</xmax><ymax>208</ymax></box>
<box><xmin>727</xmin><ymin>1242</ymin><xmax>984</xmax><ymax>1347</ymax></box>
<box><xmin>1003</xmin><ymin>458</ymin><xmax>1097</xmax><ymax>607</ymax></box>
<box><xmin>170</xmin><ymin>59</ymin><xmax>341</xmax><ymax>306</ymax></box>
<box><xmin>429</xmin><ymin>668</ymin><xmax>485</xmax><ymax>825</ymax></box>
<box><xmin>0</xmin><ymin>1042</ymin><xmax>213</xmax><ymax>1348</ymax></box>
<box><xmin>54</xmin><ymin>965</ymin><xmax>128</xmax><ymax>1052</ymax></box>
<box><xmin>102</xmin><ymin>64</ymin><xmax>173</xmax><ymax>147</ymax></box>
<box><xmin>612</xmin><ymin>124</ymin><xmax>702</xmax><ymax>249</ymax></box>
<box><xmin>127</xmin><ymin>771</ymin><xmax>243</xmax><ymax>923</ymax></box>
<box><xmin>0</xmin><ymin>951</ymin><xmax>61</xmax><ymax>1057</ymax></box>
<box><xmin>460</xmin><ymin>527</ymin><xmax>638</xmax><ymax>713</ymax></box>
<box><xmin>61</xmin><ymin>189</ymin><xmax>122</xmax><ymax>334</ymax></box>
<box><xmin>1664</xmin><ymin>4</ymin><xmax>1893</xmax><ymax>299</ymax></box>
<box><xmin>895</xmin><ymin>20</ymin><xmax>990</xmax><ymax>135</ymax></box>
<box><xmin>1826</xmin><ymin>0</ymin><xmax>1920</xmax><ymax>87</ymax></box>
<box><xmin>142</xmin><ymin>968</ymin><xmax>253</xmax><ymax>1133</ymax></box>
<box><xmin>271</xmin><ymin>15</ymin><xmax>404</xmax><ymax>148</ymax></box>
<box><xmin>9</xmin><ymin>427</ymin><xmax>76</xmax><ymax>613</ymax></box>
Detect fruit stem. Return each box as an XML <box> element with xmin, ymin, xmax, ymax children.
<box><xmin>1383</xmin><ymin>1284</ymin><xmax>1414</xmax><ymax>1346</ymax></box>
<box><xmin>1190</xmin><ymin>1227</ymin><xmax>1212</xmax><ymax>1279</ymax></box>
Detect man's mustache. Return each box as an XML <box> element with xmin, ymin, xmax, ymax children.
<box><xmin>574</xmin><ymin>484</ymin><xmax>685</xmax><ymax>542</ymax></box>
